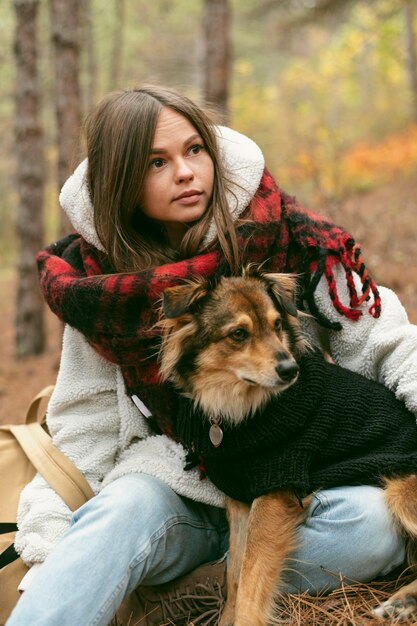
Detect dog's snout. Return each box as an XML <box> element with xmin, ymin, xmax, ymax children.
<box><xmin>276</xmin><ymin>359</ymin><xmax>299</xmax><ymax>382</ymax></box>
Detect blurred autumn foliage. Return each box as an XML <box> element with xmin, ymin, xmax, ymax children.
<box><xmin>230</xmin><ymin>1</ymin><xmax>417</xmax><ymax>207</ymax></box>
<box><xmin>344</xmin><ymin>125</ymin><xmax>417</xmax><ymax>185</ymax></box>
<box><xmin>280</xmin><ymin>124</ymin><xmax>417</xmax><ymax>205</ymax></box>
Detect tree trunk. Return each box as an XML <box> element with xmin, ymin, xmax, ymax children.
<box><xmin>404</xmin><ymin>0</ymin><xmax>417</xmax><ymax>123</ymax></box>
<box><xmin>82</xmin><ymin>0</ymin><xmax>97</xmax><ymax>112</ymax></box>
<box><xmin>50</xmin><ymin>0</ymin><xmax>81</xmax><ymax>236</ymax></box>
<box><xmin>13</xmin><ymin>0</ymin><xmax>45</xmax><ymax>356</ymax></box>
<box><xmin>202</xmin><ymin>0</ymin><xmax>231</xmax><ymax>122</ymax></box>
<box><xmin>108</xmin><ymin>0</ymin><xmax>126</xmax><ymax>91</ymax></box>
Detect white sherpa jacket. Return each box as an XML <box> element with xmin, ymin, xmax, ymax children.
<box><xmin>15</xmin><ymin>127</ymin><xmax>417</xmax><ymax>570</ymax></box>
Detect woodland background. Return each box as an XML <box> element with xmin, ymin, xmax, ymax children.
<box><xmin>1</xmin><ymin>0</ymin><xmax>417</xmax><ymax>423</ymax></box>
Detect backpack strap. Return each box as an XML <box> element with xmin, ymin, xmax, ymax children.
<box><xmin>25</xmin><ymin>385</ymin><xmax>55</xmax><ymax>425</ymax></box>
<box><xmin>6</xmin><ymin>423</ymin><xmax>94</xmax><ymax>511</ymax></box>
<box><xmin>0</xmin><ymin>385</ymin><xmax>94</xmax><ymax>511</ymax></box>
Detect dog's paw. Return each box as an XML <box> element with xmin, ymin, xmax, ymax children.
<box><xmin>373</xmin><ymin>595</ymin><xmax>417</xmax><ymax>622</ymax></box>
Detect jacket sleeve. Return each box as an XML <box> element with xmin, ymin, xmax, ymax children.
<box><xmin>15</xmin><ymin>325</ymin><xmax>121</xmax><ymax>566</ymax></box>
<box><xmin>302</xmin><ymin>265</ymin><xmax>417</xmax><ymax>416</ymax></box>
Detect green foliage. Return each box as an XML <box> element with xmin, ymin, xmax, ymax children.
<box><xmin>2</xmin><ymin>0</ymin><xmax>417</xmax><ymax>266</ymax></box>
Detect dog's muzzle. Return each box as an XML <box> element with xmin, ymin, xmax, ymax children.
<box><xmin>275</xmin><ymin>359</ymin><xmax>299</xmax><ymax>383</ymax></box>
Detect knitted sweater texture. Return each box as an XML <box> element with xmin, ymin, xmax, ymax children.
<box><xmin>174</xmin><ymin>350</ymin><xmax>417</xmax><ymax>503</ymax></box>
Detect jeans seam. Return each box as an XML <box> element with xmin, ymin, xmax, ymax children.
<box><xmin>311</xmin><ymin>491</ymin><xmax>330</xmax><ymax>519</ymax></box>
<box><xmin>129</xmin><ymin>514</ymin><xmax>222</xmax><ymax>571</ymax></box>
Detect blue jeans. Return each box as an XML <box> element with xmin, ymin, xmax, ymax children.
<box><xmin>7</xmin><ymin>474</ymin><xmax>405</xmax><ymax>626</ymax></box>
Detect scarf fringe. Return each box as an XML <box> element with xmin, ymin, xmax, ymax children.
<box><xmin>301</xmin><ymin>242</ymin><xmax>381</xmax><ymax>331</ymax></box>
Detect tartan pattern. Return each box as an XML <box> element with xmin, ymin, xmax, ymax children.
<box><xmin>36</xmin><ymin>169</ymin><xmax>380</xmax><ymax>435</ymax></box>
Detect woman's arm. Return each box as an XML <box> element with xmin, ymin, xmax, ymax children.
<box><xmin>303</xmin><ymin>265</ymin><xmax>417</xmax><ymax>415</ymax></box>
<box><xmin>15</xmin><ymin>325</ymin><xmax>121</xmax><ymax>565</ymax></box>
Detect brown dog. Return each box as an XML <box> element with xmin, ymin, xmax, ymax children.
<box><xmin>159</xmin><ymin>267</ymin><xmax>417</xmax><ymax>626</ymax></box>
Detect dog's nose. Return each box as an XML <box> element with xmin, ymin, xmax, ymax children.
<box><xmin>276</xmin><ymin>359</ymin><xmax>299</xmax><ymax>382</ymax></box>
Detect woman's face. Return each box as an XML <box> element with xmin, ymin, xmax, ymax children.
<box><xmin>141</xmin><ymin>107</ymin><xmax>215</xmax><ymax>248</ymax></box>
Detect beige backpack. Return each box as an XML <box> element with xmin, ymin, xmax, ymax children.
<box><xmin>0</xmin><ymin>388</ymin><xmax>227</xmax><ymax>626</ymax></box>
<box><xmin>0</xmin><ymin>386</ymin><xmax>94</xmax><ymax>625</ymax></box>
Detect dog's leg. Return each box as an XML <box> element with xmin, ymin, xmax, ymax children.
<box><xmin>374</xmin><ymin>476</ymin><xmax>417</xmax><ymax>621</ymax></box>
<box><xmin>373</xmin><ymin>578</ymin><xmax>417</xmax><ymax>622</ymax></box>
<box><xmin>233</xmin><ymin>490</ymin><xmax>307</xmax><ymax>626</ymax></box>
<box><xmin>219</xmin><ymin>498</ymin><xmax>251</xmax><ymax>626</ymax></box>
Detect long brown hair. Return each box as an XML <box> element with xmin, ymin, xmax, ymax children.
<box><xmin>84</xmin><ymin>86</ymin><xmax>240</xmax><ymax>273</ymax></box>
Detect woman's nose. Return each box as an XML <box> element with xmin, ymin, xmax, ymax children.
<box><xmin>174</xmin><ymin>159</ymin><xmax>194</xmax><ymax>183</ymax></box>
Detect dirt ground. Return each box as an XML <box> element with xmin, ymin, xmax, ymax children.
<box><xmin>1</xmin><ymin>170</ymin><xmax>416</xmax><ymax>425</ymax></box>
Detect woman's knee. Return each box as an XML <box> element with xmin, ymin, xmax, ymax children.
<box><xmin>323</xmin><ymin>486</ymin><xmax>404</xmax><ymax>577</ymax></box>
<box><xmin>284</xmin><ymin>486</ymin><xmax>406</xmax><ymax>594</ymax></box>
<box><xmin>344</xmin><ymin>486</ymin><xmax>406</xmax><ymax>575</ymax></box>
<box><xmin>72</xmin><ymin>473</ymin><xmax>182</xmax><ymax>532</ymax></box>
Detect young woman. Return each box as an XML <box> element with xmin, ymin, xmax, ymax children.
<box><xmin>7</xmin><ymin>86</ymin><xmax>417</xmax><ymax>626</ymax></box>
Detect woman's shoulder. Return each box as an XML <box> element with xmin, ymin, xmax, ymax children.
<box><xmin>49</xmin><ymin>324</ymin><xmax>119</xmax><ymax>409</ymax></box>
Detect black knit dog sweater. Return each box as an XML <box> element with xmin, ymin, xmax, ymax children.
<box><xmin>173</xmin><ymin>350</ymin><xmax>417</xmax><ymax>503</ymax></box>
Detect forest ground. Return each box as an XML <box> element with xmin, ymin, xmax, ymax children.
<box><xmin>1</xmin><ymin>170</ymin><xmax>417</xmax><ymax>425</ymax></box>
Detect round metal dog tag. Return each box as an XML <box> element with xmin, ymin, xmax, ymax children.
<box><xmin>209</xmin><ymin>419</ymin><xmax>223</xmax><ymax>447</ymax></box>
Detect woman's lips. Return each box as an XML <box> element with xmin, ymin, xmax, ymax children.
<box><xmin>173</xmin><ymin>190</ymin><xmax>203</xmax><ymax>205</ymax></box>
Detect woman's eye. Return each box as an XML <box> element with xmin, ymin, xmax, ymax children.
<box><xmin>229</xmin><ymin>328</ymin><xmax>249</xmax><ymax>342</ymax></box>
<box><xmin>189</xmin><ymin>144</ymin><xmax>204</xmax><ymax>155</ymax></box>
<box><xmin>150</xmin><ymin>158</ymin><xmax>165</xmax><ymax>169</ymax></box>
<box><xmin>274</xmin><ymin>319</ymin><xmax>282</xmax><ymax>332</ymax></box>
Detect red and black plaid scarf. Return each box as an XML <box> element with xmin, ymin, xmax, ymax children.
<box><xmin>37</xmin><ymin>169</ymin><xmax>381</xmax><ymax>435</ymax></box>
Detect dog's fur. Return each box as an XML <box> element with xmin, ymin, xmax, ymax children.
<box><xmin>159</xmin><ymin>267</ymin><xmax>417</xmax><ymax>626</ymax></box>
<box><xmin>160</xmin><ymin>268</ymin><xmax>308</xmax><ymax>425</ymax></box>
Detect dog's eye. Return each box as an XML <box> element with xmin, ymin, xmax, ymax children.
<box><xmin>229</xmin><ymin>328</ymin><xmax>249</xmax><ymax>342</ymax></box>
<box><xmin>274</xmin><ymin>319</ymin><xmax>282</xmax><ymax>332</ymax></box>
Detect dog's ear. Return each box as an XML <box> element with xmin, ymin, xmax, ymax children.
<box><xmin>264</xmin><ymin>273</ymin><xmax>299</xmax><ymax>318</ymax></box>
<box><xmin>163</xmin><ymin>282</ymin><xmax>209</xmax><ymax>319</ymax></box>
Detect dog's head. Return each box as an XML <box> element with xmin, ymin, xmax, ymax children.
<box><xmin>159</xmin><ymin>266</ymin><xmax>309</xmax><ymax>424</ymax></box>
